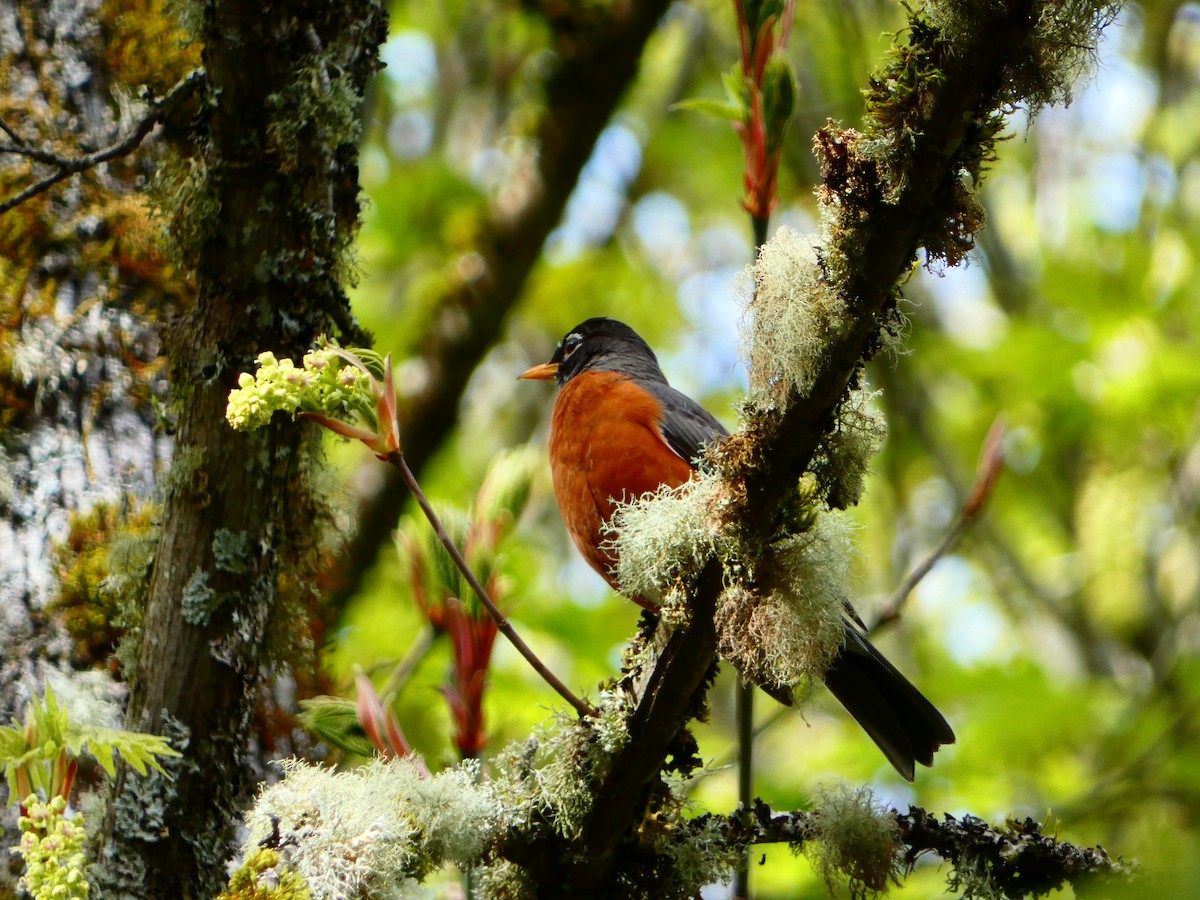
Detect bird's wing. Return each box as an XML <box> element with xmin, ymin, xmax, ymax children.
<box><xmin>644</xmin><ymin>382</ymin><xmax>729</xmax><ymax>466</ymax></box>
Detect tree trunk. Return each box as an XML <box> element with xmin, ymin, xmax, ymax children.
<box><xmin>94</xmin><ymin>3</ymin><xmax>386</xmax><ymax>896</ymax></box>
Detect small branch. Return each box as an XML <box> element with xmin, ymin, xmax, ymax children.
<box><xmin>385</xmin><ymin>449</ymin><xmax>596</xmax><ymax>719</ymax></box>
<box><xmin>872</xmin><ymin>416</ymin><xmax>1005</xmax><ymax>630</ymax></box>
<box><xmin>0</xmin><ymin>68</ymin><xmax>204</xmax><ymax>214</ymax></box>
<box><xmin>0</xmin><ymin>116</ymin><xmax>30</xmax><ymax>146</ymax></box>
<box><xmin>690</xmin><ymin>802</ymin><xmax>1136</xmax><ymax>895</ymax></box>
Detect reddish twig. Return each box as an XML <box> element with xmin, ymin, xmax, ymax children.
<box><xmin>385</xmin><ymin>449</ymin><xmax>596</xmax><ymax>719</ymax></box>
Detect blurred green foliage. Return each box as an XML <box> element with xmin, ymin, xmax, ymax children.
<box><xmin>326</xmin><ymin>0</ymin><xmax>1200</xmax><ymax>895</ymax></box>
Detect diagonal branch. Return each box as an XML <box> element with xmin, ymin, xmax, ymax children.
<box><xmin>872</xmin><ymin>416</ymin><xmax>1006</xmax><ymax>631</ymax></box>
<box><xmin>385</xmin><ymin>449</ymin><xmax>595</xmax><ymax>718</ymax></box>
<box><xmin>0</xmin><ymin>69</ymin><xmax>204</xmax><ymax>214</ymax></box>
<box><xmin>543</xmin><ymin>3</ymin><xmax>1120</xmax><ymax>894</ymax></box>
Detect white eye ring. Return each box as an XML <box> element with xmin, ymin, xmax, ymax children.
<box><xmin>561</xmin><ymin>333</ymin><xmax>583</xmax><ymax>357</ymax></box>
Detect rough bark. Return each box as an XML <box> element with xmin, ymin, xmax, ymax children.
<box><xmin>0</xmin><ymin>1</ymin><xmax>191</xmax><ymax>888</ymax></box>
<box><xmin>93</xmin><ymin>3</ymin><xmax>387</xmax><ymax>897</ymax></box>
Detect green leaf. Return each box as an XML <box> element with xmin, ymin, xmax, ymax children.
<box><xmin>762</xmin><ymin>56</ymin><xmax>797</xmax><ymax>150</ymax></box>
<box><xmin>721</xmin><ymin>64</ymin><xmax>751</xmax><ymax>111</ymax></box>
<box><xmin>30</xmin><ymin>685</ymin><xmax>68</xmax><ymax>747</ymax></box>
<box><xmin>0</xmin><ymin>724</ymin><xmax>28</xmax><ymax>766</ymax></box>
<box><xmin>298</xmin><ymin>696</ymin><xmax>378</xmax><ymax>757</ymax></box>
<box><xmin>67</xmin><ymin>724</ymin><xmax>181</xmax><ymax>779</ymax></box>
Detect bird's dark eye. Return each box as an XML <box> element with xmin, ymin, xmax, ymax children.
<box><xmin>561</xmin><ymin>333</ymin><xmax>583</xmax><ymax>357</ymax></box>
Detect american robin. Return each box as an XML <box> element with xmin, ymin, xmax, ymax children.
<box><xmin>521</xmin><ymin>317</ymin><xmax>954</xmax><ymax>780</ymax></box>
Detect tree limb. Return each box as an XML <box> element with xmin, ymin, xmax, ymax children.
<box><xmin>0</xmin><ymin>69</ymin><xmax>203</xmax><ymax>214</ymax></box>
<box><xmin>535</xmin><ymin>3</ymin><xmax>1121</xmax><ymax>894</ymax></box>
<box><xmin>689</xmin><ymin>802</ymin><xmax>1136</xmax><ymax>896</ymax></box>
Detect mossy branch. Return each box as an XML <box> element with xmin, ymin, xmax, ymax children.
<box><xmin>534</xmin><ymin>1</ymin><xmax>1120</xmax><ymax>893</ymax></box>
<box><xmin>688</xmin><ymin>801</ymin><xmax>1136</xmax><ymax>898</ymax></box>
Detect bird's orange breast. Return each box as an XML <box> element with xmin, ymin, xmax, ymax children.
<box><xmin>548</xmin><ymin>371</ymin><xmax>695</xmax><ymax>593</ymax></box>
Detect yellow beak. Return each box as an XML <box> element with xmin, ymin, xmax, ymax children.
<box><xmin>518</xmin><ymin>362</ymin><xmax>559</xmax><ymax>381</ymax></box>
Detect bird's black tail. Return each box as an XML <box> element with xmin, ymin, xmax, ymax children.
<box><xmin>822</xmin><ymin>626</ymin><xmax>955</xmax><ymax>781</ymax></box>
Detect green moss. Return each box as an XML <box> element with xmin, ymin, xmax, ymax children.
<box><xmin>855</xmin><ymin>1</ymin><xmax>1120</xmax><ymax>269</ymax></box>
<box><xmin>147</xmin><ymin>154</ymin><xmax>220</xmax><ymax>274</ymax></box>
<box><xmin>262</xmin><ymin>51</ymin><xmax>365</xmax><ymax>287</ymax></box>
<box><xmin>50</xmin><ymin>502</ymin><xmax>159</xmax><ymax>669</ymax></box>
<box><xmin>219</xmin><ymin>849</ymin><xmax>312</xmax><ymax>900</ymax></box>
<box><xmin>925</xmin><ymin>0</ymin><xmax>1120</xmax><ymax>111</ymax></box>
<box><xmin>100</xmin><ymin>0</ymin><xmax>200</xmax><ymax>92</ymax></box>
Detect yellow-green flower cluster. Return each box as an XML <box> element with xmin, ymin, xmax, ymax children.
<box><xmin>17</xmin><ymin>795</ymin><xmax>89</xmax><ymax>900</ymax></box>
<box><xmin>225</xmin><ymin>346</ymin><xmax>372</xmax><ymax>432</ymax></box>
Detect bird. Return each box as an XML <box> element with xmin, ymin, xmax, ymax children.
<box><xmin>520</xmin><ymin>316</ymin><xmax>954</xmax><ymax>780</ymax></box>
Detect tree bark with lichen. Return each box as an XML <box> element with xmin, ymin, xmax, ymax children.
<box><xmin>90</xmin><ymin>3</ymin><xmax>387</xmax><ymax>896</ymax></box>
<box><xmin>0</xmin><ymin>1</ymin><xmax>194</xmax><ymax>889</ymax></box>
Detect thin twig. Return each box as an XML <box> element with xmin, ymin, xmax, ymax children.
<box><xmin>735</xmin><ymin>207</ymin><xmax>772</xmax><ymax>900</ymax></box>
<box><xmin>0</xmin><ymin>117</ymin><xmax>30</xmax><ymax>146</ymax></box>
<box><xmin>0</xmin><ymin>69</ymin><xmax>204</xmax><ymax>215</ymax></box>
<box><xmin>386</xmin><ymin>449</ymin><xmax>597</xmax><ymax>718</ymax></box>
<box><xmin>872</xmin><ymin>416</ymin><xmax>1005</xmax><ymax>631</ymax></box>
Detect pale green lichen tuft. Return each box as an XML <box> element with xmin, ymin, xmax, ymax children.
<box><xmin>652</xmin><ymin>813</ymin><xmax>742</xmax><ymax>897</ymax></box>
<box><xmin>608</xmin><ymin>457</ymin><xmax>855</xmax><ymax>693</ymax></box>
<box><xmin>237</xmin><ymin>757</ymin><xmax>498</xmax><ymax>900</ymax></box>
<box><xmin>802</xmin><ymin>783</ymin><xmax>902</xmax><ymax>899</ymax></box>
<box><xmin>471</xmin><ymin>858</ymin><xmax>536</xmax><ymax>900</ymax></box>
<box><xmin>511</xmin><ymin>723</ymin><xmax>599</xmax><ymax>837</ymax></box>
<box><xmin>606</xmin><ymin>472</ymin><xmax>732</xmax><ymax>606</ymax></box>
<box><xmin>715</xmin><ymin>511</ymin><xmax>853</xmax><ymax>690</ymax></box>
<box><xmin>407</xmin><ymin>759</ymin><xmax>496</xmax><ymax>865</ymax></box>
<box><xmin>180</xmin><ymin>568</ymin><xmax>219</xmax><ymax>625</ymax></box>
<box><xmin>487</xmin><ymin>696</ymin><xmax>635</xmax><ymax>842</ymax></box>
<box><xmin>591</xmin><ymin>687</ymin><xmax>635</xmax><ymax>756</ymax></box>
<box><xmin>742</xmin><ymin>227</ymin><xmax>853</xmax><ymax>411</ymax></box>
<box><xmin>811</xmin><ymin>386</ymin><xmax>887</xmax><ymax>510</ymax></box>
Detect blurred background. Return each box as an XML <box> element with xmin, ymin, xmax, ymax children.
<box><xmin>322</xmin><ymin>1</ymin><xmax>1200</xmax><ymax>895</ymax></box>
